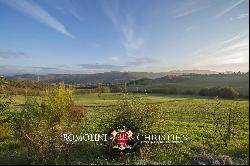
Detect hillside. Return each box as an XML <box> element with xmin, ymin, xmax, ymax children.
<box><xmin>0</xmin><ymin>76</ymin><xmax>54</xmax><ymax>95</ymax></box>
<box><xmin>127</xmin><ymin>73</ymin><xmax>249</xmax><ymax>97</ymax></box>
<box><xmin>6</xmin><ymin>70</ymin><xmax>221</xmax><ymax>84</ymax></box>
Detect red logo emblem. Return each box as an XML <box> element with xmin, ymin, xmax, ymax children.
<box><xmin>111</xmin><ymin>128</ymin><xmax>133</xmax><ymax>150</ymax></box>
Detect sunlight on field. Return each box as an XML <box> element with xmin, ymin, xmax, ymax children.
<box><xmin>1</xmin><ymin>92</ymin><xmax>249</xmax><ymax>164</ymax></box>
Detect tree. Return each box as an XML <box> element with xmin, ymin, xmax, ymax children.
<box><xmin>219</xmin><ymin>87</ymin><xmax>239</xmax><ymax>99</ymax></box>
<box><xmin>199</xmin><ymin>88</ymin><xmax>209</xmax><ymax>96</ymax></box>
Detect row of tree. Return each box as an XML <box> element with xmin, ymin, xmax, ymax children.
<box><xmin>199</xmin><ymin>87</ymin><xmax>239</xmax><ymax>99</ymax></box>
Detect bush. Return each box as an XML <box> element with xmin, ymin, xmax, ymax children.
<box><xmin>74</xmin><ymin>89</ymin><xmax>92</xmax><ymax>94</ymax></box>
<box><xmin>208</xmin><ymin>87</ymin><xmax>221</xmax><ymax>97</ymax></box>
<box><xmin>151</xmin><ymin>87</ymin><xmax>177</xmax><ymax>94</ymax></box>
<box><xmin>95</xmin><ymin>85</ymin><xmax>111</xmax><ymax>93</ymax></box>
<box><xmin>199</xmin><ymin>87</ymin><xmax>239</xmax><ymax>99</ymax></box>
<box><xmin>105</xmin><ymin>93</ymin><xmax>161</xmax><ymax>155</ymax></box>
<box><xmin>0</xmin><ymin>94</ymin><xmax>13</xmax><ymax>124</ymax></box>
<box><xmin>0</xmin><ymin>94</ymin><xmax>13</xmax><ymax>113</ymax></box>
<box><xmin>199</xmin><ymin>88</ymin><xmax>209</xmax><ymax>96</ymax></box>
<box><xmin>184</xmin><ymin>89</ymin><xmax>195</xmax><ymax>95</ymax></box>
<box><xmin>168</xmin><ymin>87</ymin><xmax>177</xmax><ymax>94</ymax></box>
<box><xmin>10</xmin><ymin>82</ymin><xmax>84</xmax><ymax>164</ymax></box>
<box><xmin>190</xmin><ymin>152</ymin><xmax>234</xmax><ymax>165</ymax></box>
<box><xmin>219</xmin><ymin>87</ymin><xmax>239</xmax><ymax>99</ymax></box>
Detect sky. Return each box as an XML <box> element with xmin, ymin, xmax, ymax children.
<box><xmin>0</xmin><ymin>0</ymin><xmax>249</xmax><ymax>75</ymax></box>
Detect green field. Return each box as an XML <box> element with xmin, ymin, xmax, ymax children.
<box><xmin>126</xmin><ymin>73</ymin><xmax>249</xmax><ymax>97</ymax></box>
<box><xmin>0</xmin><ymin>92</ymin><xmax>249</xmax><ymax>164</ymax></box>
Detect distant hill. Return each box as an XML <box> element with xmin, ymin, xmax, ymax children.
<box><xmin>127</xmin><ymin>72</ymin><xmax>249</xmax><ymax>97</ymax></box>
<box><xmin>7</xmin><ymin>70</ymin><xmax>221</xmax><ymax>84</ymax></box>
<box><xmin>166</xmin><ymin>70</ymin><xmax>218</xmax><ymax>75</ymax></box>
<box><xmin>7</xmin><ymin>72</ymin><xmax>166</xmax><ymax>84</ymax></box>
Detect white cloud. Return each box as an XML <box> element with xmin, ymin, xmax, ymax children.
<box><xmin>230</xmin><ymin>13</ymin><xmax>249</xmax><ymax>20</ymax></box>
<box><xmin>101</xmin><ymin>1</ymin><xmax>145</xmax><ymax>56</ymax></box>
<box><xmin>222</xmin><ymin>31</ymin><xmax>248</xmax><ymax>44</ymax></box>
<box><xmin>189</xmin><ymin>31</ymin><xmax>249</xmax><ymax>71</ymax></box>
<box><xmin>0</xmin><ymin>49</ymin><xmax>29</xmax><ymax>59</ymax></box>
<box><xmin>236</xmin><ymin>13</ymin><xmax>249</xmax><ymax>19</ymax></box>
<box><xmin>110</xmin><ymin>56</ymin><xmax>119</xmax><ymax>62</ymax></box>
<box><xmin>77</xmin><ymin>64</ymin><xmax>126</xmax><ymax>70</ymax></box>
<box><xmin>173</xmin><ymin>0</ymin><xmax>208</xmax><ymax>18</ymax></box>
<box><xmin>185</xmin><ymin>26</ymin><xmax>196</xmax><ymax>31</ymax></box>
<box><xmin>44</xmin><ymin>0</ymin><xmax>85</xmax><ymax>21</ymax></box>
<box><xmin>2</xmin><ymin>0</ymin><xmax>74</xmax><ymax>38</ymax></box>
<box><xmin>216</xmin><ymin>0</ymin><xmax>245</xmax><ymax>18</ymax></box>
<box><xmin>127</xmin><ymin>57</ymin><xmax>159</xmax><ymax>66</ymax></box>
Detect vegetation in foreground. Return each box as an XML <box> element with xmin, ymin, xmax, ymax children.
<box><xmin>0</xmin><ymin>78</ymin><xmax>249</xmax><ymax>165</ymax></box>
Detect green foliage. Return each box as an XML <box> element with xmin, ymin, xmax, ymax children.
<box><xmin>0</xmin><ymin>88</ymin><xmax>248</xmax><ymax>164</ymax></box>
<box><xmin>73</xmin><ymin>85</ymin><xmax>111</xmax><ymax>95</ymax></box>
<box><xmin>219</xmin><ymin>87</ymin><xmax>239</xmax><ymax>99</ymax></box>
<box><xmin>146</xmin><ymin>87</ymin><xmax>177</xmax><ymax>94</ymax></box>
<box><xmin>199</xmin><ymin>88</ymin><xmax>209</xmax><ymax>96</ymax></box>
<box><xmin>199</xmin><ymin>87</ymin><xmax>239</xmax><ymax>99</ymax></box>
<box><xmin>0</xmin><ymin>94</ymin><xmax>13</xmax><ymax>113</ymax></box>
<box><xmin>112</xmin><ymin>93</ymin><xmax>161</xmax><ymax>133</ymax></box>
<box><xmin>105</xmin><ymin>93</ymin><xmax>161</xmax><ymax>155</ymax></box>
<box><xmin>95</xmin><ymin>85</ymin><xmax>111</xmax><ymax>93</ymax></box>
<box><xmin>200</xmin><ymin>98</ymin><xmax>242</xmax><ymax>155</ymax></box>
<box><xmin>0</xmin><ymin>94</ymin><xmax>13</xmax><ymax>125</ymax></box>
<box><xmin>127</xmin><ymin>73</ymin><xmax>249</xmax><ymax>97</ymax></box>
<box><xmin>0</xmin><ymin>76</ymin><xmax>54</xmax><ymax>96</ymax></box>
<box><xmin>10</xmin><ymin>82</ymin><xmax>84</xmax><ymax>164</ymax></box>
<box><xmin>184</xmin><ymin>89</ymin><xmax>195</xmax><ymax>95</ymax></box>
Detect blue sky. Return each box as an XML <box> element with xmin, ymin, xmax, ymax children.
<box><xmin>0</xmin><ymin>0</ymin><xmax>249</xmax><ymax>74</ymax></box>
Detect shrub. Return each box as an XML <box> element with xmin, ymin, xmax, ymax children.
<box><xmin>105</xmin><ymin>93</ymin><xmax>161</xmax><ymax>155</ymax></box>
<box><xmin>199</xmin><ymin>88</ymin><xmax>209</xmax><ymax>96</ymax></box>
<box><xmin>0</xmin><ymin>94</ymin><xmax>13</xmax><ymax>124</ymax></box>
<box><xmin>10</xmin><ymin>82</ymin><xmax>84</xmax><ymax>164</ymax></box>
<box><xmin>190</xmin><ymin>152</ymin><xmax>234</xmax><ymax>165</ymax></box>
<box><xmin>218</xmin><ymin>87</ymin><xmax>239</xmax><ymax>99</ymax></box>
<box><xmin>199</xmin><ymin>87</ymin><xmax>239</xmax><ymax>99</ymax></box>
<box><xmin>208</xmin><ymin>87</ymin><xmax>220</xmax><ymax>97</ymax></box>
<box><xmin>184</xmin><ymin>89</ymin><xmax>195</xmax><ymax>95</ymax></box>
<box><xmin>168</xmin><ymin>87</ymin><xmax>177</xmax><ymax>94</ymax></box>
<box><xmin>0</xmin><ymin>94</ymin><xmax>13</xmax><ymax>113</ymax></box>
<box><xmin>151</xmin><ymin>87</ymin><xmax>177</xmax><ymax>94</ymax></box>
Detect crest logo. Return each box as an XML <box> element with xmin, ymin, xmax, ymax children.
<box><xmin>111</xmin><ymin>128</ymin><xmax>133</xmax><ymax>150</ymax></box>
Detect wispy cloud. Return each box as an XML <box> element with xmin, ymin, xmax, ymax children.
<box><xmin>230</xmin><ymin>13</ymin><xmax>249</xmax><ymax>20</ymax></box>
<box><xmin>189</xmin><ymin>31</ymin><xmax>249</xmax><ymax>71</ymax></box>
<box><xmin>69</xmin><ymin>9</ymin><xmax>84</xmax><ymax>21</ymax></box>
<box><xmin>77</xmin><ymin>64</ymin><xmax>126</xmax><ymax>70</ymax></box>
<box><xmin>44</xmin><ymin>0</ymin><xmax>85</xmax><ymax>21</ymax></box>
<box><xmin>216</xmin><ymin>0</ymin><xmax>245</xmax><ymax>18</ymax></box>
<box><xmin>128</xmin><ymin>57</ymin><xmax>159</xmax><ymax>66</ymax></box>
<box><xmin>185</xmin><ymin>26</ymin><xmax>196</xmax><ymax>31</ymax></box>
<box><xmin>0</xmin><ymin>65</ymin><xmax>79</xmax><ymax>75</ymax></box>
<box><xmin>1</xmin><ymin>0</ymin><xmax>74</xmax><ymax>38</ymax></box>
<box><xmin>173</xmin><ymin>0</ymin><xmax>208</xmax><ymax>18</ymax></box>
<box><xmin>101</xmin><ymin>1</ymin><xmax>144</xmax><ymax>56</ymax></box>
<box><xmin>110</xmin><ymin>56</ymin><xmax>120</xmax><ymax>62</ymax></box>
<box><xmin>0</xmin><ymin>49</ymin><xmax>29</xmax><ymax>59</ymax></box>
<box><xmin>222</xmin><ymin>31</ymin><xmax>248</xmax><ymax>44</ymax></box>
<box><xmin>32</xmin><ymin>66</ymin><xmax>58</xmax><ymax>70</ymax></box>
<box><xmin>236</xmin><ymin>13</ymin><xmax>249</xmax><ymax>19</ymax></box>
<box><xmin>76</xmin><ymin>57</ymin><xmax>159</xmax><ymax>71</ymax></box>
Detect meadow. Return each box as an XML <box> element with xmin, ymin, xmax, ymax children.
<box><xmin>0</xmin><ymin>91</ymin><xmax>249</xmax><ymax>165</ymax></box>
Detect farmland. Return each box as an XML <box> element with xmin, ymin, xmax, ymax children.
<box><xmin>0</xmin><ymin>91</ymin><xmax>249</xmax><ymax>165</ymax></box>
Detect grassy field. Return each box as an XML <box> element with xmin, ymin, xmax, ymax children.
<box><xmin>0</xmin><ymin>93</ymin><xmax>249</xmax><ymax>164</ymax></box>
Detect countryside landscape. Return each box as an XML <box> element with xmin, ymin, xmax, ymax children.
<box><xmin>0</xmin><ymin>0</ymin><xmax>249</xmax><ymax>165</ymax></box>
